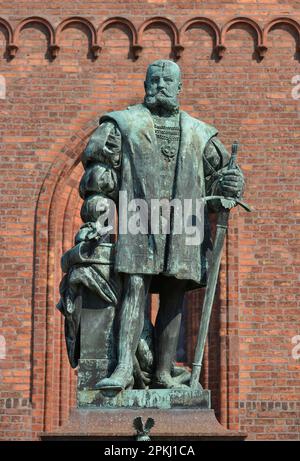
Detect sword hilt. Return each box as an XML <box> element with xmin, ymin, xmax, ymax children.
<box><xmin>228</xmin><ymin>140</ymin><xmax>238</xmax><ymax>170</ymax></box>
<box><xmin>204</xmin><ymin>142</ymin><xmax>252</xmax><ymax>212</ymax></box>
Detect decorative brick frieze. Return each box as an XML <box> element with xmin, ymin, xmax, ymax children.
<box><xmin>0</xmin><ymin>15</ymin><xmax>299</xmax><ymax>60</ymax></box>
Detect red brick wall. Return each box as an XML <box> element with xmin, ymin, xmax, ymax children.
<box><xmin>0</xmin><ymin>1</ymin><xmax>300</xmax><ymax>441</ymax></box>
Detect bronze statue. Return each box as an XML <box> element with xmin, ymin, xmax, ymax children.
<box><xmin>57</xmin><ymin>60</ymin><xmax>245</xmax><ymax>397</ymax></box>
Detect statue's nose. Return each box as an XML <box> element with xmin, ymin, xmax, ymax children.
<box><xmin>157</xmin><ymin>78</ymin><xmax>166</xmax><ymax>89</ymax></box>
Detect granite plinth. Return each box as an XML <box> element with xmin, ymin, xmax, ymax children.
<box><xmin>41</xmin><ymin>408</ymin><xmax>247</xmax><ymax>441</ymax></box>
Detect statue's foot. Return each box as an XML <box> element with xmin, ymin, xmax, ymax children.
<box><xmin>95</xmin><ymin>365</ymin><xmax>133</xmax><ymax>391</ymax></box>
<box><xmin>152</xmin><ymin>371</ymin><xmax>190</xmax><ymax>389</ymax></box>
<box><xmin>172</xmin><ymin>364</ymin><xmax>191</xmax><ymax>385</ymax></box>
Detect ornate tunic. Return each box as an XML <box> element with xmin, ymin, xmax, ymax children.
<box><xmin>80</xmin><ymin>104</ymin><xmax>231</xmax><ymax>289</ymax></box>
<box><xmin>151</xmin><ymin>111</ymin><xmax>181</xmax><ymax>271</ymax></box>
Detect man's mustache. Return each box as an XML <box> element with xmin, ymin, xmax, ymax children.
<box><xmin>158</xmin><ymin>89</ymin><xmax>171</xmax><ymax>96</ymax></box>
<box><xmin>149</xmin><ymin>90</ymin><xmax>172</xmax><ymax>98</ymax></box>
<box><xmin>144</xmin><ymin>92</ymin><xmax>179</xmax><ymax>112</ymax></box>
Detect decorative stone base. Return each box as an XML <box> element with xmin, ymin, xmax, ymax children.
<box><xmin>78</xmin><ymin>388</ymin><xmax>211</xmax><ymax>409</ymax></box>
<box><xmin>41</xmin><ymin>408</ymin><xmax>247</xmax><ymax>441</ymax></box>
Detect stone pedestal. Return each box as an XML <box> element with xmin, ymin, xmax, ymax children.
<box><xmin>41</xmin><ymin>387</ymin><xmax>246</xmax><ymax>441</ymax></box>
<box><xmin>41</xmin><ymin>407</ymin><xmax>247</xmax><ymax>441</ymax></box>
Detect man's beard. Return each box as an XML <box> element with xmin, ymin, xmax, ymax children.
<box><xmin>144</xmin><ymin>91</ymin><xmax>179</xmax><ymax>114</ymax></box>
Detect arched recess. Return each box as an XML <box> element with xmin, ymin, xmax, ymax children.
<box><xmin>30</xmin><ymin>119</ymin><xmax>96</xmax><ymax>434</ymax></box>
<box><xmin>180</xmin><ymin>17</ymin><xmax>221</xmax><ymax>58</ymax></box>
<box><xmin>263</xmin><ymin>17</ymin><xmax>300</xmax><ymax>57</ymax></box>
<box><xmin>10</xmin><ymin>16</ymin><xmax>56</xmax><ymax>58</ymax></box>
<box><xmin>0</xmin><ymin>17</ymin><xmax>14</xmax><ymax>56</ymax></box>
<box><xmin>217</xmin><ymin>17</ymin><xmax>265</xmax><ymax>59</ymax></box>
<box><xmin>138</xmin><ymin>17</ymin><xmax>183</xmax><ymax>60</ymax></box>
<box><xmin>98</xmin><ymin>17</ymin><xmax>141</xmax><ymax>59</ymax></box>
<box><xmin>55</xmin><ymin>17</ymin><xmax>100</xmax><ymax>59</ymax></box>
<box><xmin>31</xmin><ymin>116</ymin><xmax>236</xmax><ymax>434</ymax></box>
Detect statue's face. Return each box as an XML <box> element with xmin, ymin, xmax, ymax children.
<box><xmin>146</xmin><ymin>65</ymin><xmax>181</xmax><ymax>98</ymax></box>
<box><xmin>144</xmin><ymin>62</ymin><xmax>182</xmax><ymax>112</ymax></box>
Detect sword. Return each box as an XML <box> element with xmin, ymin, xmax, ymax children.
<box><xmin>190</xmin><ymin>141</ymin><xmax>251</xmax><ymax>389</ymax></box>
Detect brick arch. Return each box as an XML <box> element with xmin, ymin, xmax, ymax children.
<box><xmin>30</xmin><ymin>121</ymin><xmax>95</xmax><ymax>434</ymax></box>
<box><xmin>14</xmin><ymin>16</ymin><xmax>55</xmax><ymax>44</ymax></box>
<box><xmin>0</xmin><ymin>17</ymin><xmax>15</xmax><ymax>57</ymax></box>
<box><xmin>1</xmin><ymin>15</ymin><xmax>300</xmax><ymax>62</ymax></box>
<box><xmin>55</xmin><ymin>16</ymin><xmax>100</xmax><ymax>59</ymax></box>
<box><xmin>0</xmin><ymin>17</ymin><xmax>13</xmax><ymax>43</ymax></box>
<box><xmin>10</xmin><ymin>16</ymin><xmax>56</xmax><ymax>58</ymax></box>
<box><xmin>218</xmin><ymin>17</ymin><xmax>265</xmax><ymax>59</ymax></box>
<box><xmin>98</xmin><ymin>17</ymin><xmax>141</xmax><ymax>59</ymax></box>
<box><xmin>263</xmin><ymin>17</ymin><xmax>300</xmax><ymax>56</ymax></box>
<box><xmin>180</xmin><ymin>17</ymin><xmax>221</xmax><ymax>52</ymax></box>
<box><xmin>138</xmin><ymin>17</ymin><xmax>183</xmax><ymax>60</ymax></box>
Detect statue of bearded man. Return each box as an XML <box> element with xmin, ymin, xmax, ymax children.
<box><xmin>79</xmin><ymin>59</ymin><xmax>245</xmax><ymax>391</ymax></box>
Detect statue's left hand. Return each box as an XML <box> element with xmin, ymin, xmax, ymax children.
<box><xmin>219</xmin><ymin>168</ymin><xmax>245</xmax><ymax>198</ymax></box>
